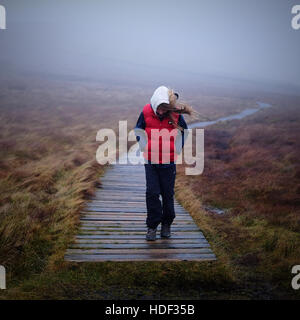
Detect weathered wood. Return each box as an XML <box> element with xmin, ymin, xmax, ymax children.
<box><xmin>66</xmin><ymin>248</ymin><xmax>213</xmax><ymax>255</ymax></box>
<box><xmin>74</xmin><ymin>239</ymin><xmax>208</xmax><ymax>244</ymax></box>
<box><xmin>81</xmin><ymin>217</ymin><xmax>190</xmax><ymax>222</ymax></box>
<box><xmin>76</xmin><ymin>233</ymin><xmax>205</xmax><ymax>239</ymax></box>
<box><xmin>83</xmin><ymin>206</ymin><xmax>186</xmax><ymax>210</ymax></box>
<box><xmin>80</xmin><ymin>226</ymin><xmax>200</xmax><ymax>232</ymax></box>
<box><xmin>64</xmin><ymin>157</ymin><xmax>216</xmax><ymax>262</ymax></box>
<box><xmin>78</xmin><ymin>231</ymin><xmax>203</xmax><ymax>236</ymax></box>
<box><xmin>81</xmin><ymin>214</ymin><xmax>190</xmax><ymax>219</ymax></box>
<box><xmin>81</xmin><ymin>216</ymin><xmax>194</xmax><ymax>222</ymax></box>
<box><xmin>93</xmin><ymin>196</ymin><xmax>145</xmax><ymax>200</ymax></box>
<box><xmin>99</xmin><ymin>182</ymin><xmax>146</xmax><ymax>186</ymax></box>
<box><xmin>95</xmin><ymin>189</ymin><xmax>146</xmax><ymax>194</ymax></box>
<box><xmin>87</xmin><ymin>200</ymin><xmax>146</xmax><ymax>205</ymax></box>
<box><xmin>81</xmin><ymin>209</ymin><xmax>190</xmax><ymax>215</ymax></box>
<box><xmin>65</xmin><ymin>253</ymin><xmax>216</xmax><ymax>262</ymax></box>
<box><xmin>74</xmin><ymin>245</ymin><xmax>209</xmax><ymax>251</ymax></box>
<box><xmin>85</xmin><ymin>203</ymin><xmax>183</xmax><ymax>209</ymax></box>
<box><xmin>79</xmin><ymin>220</ymin><xmax>195</xmax><ymax>226</ymax></box>
<box><xmin>86</xmin><ymin>202</ymin><xmax>183</xmax><ymax>208</ymax></box>
<box><xmin>96</xmin><ymin>187</ymin><xmax>146</xmax><ymax>190</ymax></box>
<box><xmin>71</xmin><ymin>244</ymin><xmax>211</xmax><ymax>250</ymax></box>
<box><xmin>82</xmin><ymin>209</ymin><xmax>189</xmax><ymax>214</ymax></box>
<box><xmin>92</xmin><ymin>196</ymin><xmax>145</xmax><ymax>201</ymax></box>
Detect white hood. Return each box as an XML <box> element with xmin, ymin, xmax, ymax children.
<box><xmin>150</xmin><ymin>86</ymin><xmax>169</xmax><ymax>114</ymax></box>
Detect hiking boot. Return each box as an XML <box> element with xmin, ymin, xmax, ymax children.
<box><xmin>146</xmin><ymin>227</ymin><xmax>157</xmax><ymax>241</ymax></box>
<box><xmin>161</xmin><ymin>224</ymin><xmax>171</xmax><ymax>238</ymax></box>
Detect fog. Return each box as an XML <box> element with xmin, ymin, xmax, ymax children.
<box><xmin>0</xmin><ymin>0</ymin><xmax>300</xmax><ymax>90</ymax></box>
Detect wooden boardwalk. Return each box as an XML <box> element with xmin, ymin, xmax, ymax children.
<box><xmin>65</xmin><ymin>149</ymin><xmax>216</xmax><ymax>262</ymax></box>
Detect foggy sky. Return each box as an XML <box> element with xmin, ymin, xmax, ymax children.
<box><xmin>0</xmin><ymin>0</ymin><xmax>300</xmax><ymax>88</ymax></box>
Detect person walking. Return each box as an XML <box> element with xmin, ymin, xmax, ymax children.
<box><xmin>134</xmin><ymin>86</ymin><xmax>192</xmax><ymax>241</ymax></box>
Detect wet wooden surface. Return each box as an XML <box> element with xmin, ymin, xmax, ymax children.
<box><xmin>65</xmin><ymin>153</ymin><xmax>216</xmax><ymax>262</ymax></box>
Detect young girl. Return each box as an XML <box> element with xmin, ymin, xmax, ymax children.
<box><xmin>134</xmin><ymin>86</ymin><xmax>193</xmax><ymax>241</ymax></box>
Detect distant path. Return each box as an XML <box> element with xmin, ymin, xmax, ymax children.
<box><xmin>189</xmin><ymin>101</ymin><xmax>271</xmax><ymax>128</ymax></box>
<box><xmin>65</xmin><ymin>147</ymin><xmax>216</xmax><ymax>262</ymax></box>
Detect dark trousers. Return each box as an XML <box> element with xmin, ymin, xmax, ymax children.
<box><xmin>144</xmin><ymin>163</ymin><xmax>176</xmax><ymax>229</ymax></box>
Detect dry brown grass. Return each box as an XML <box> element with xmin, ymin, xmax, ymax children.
<box><xmin>2</xmin><ymin>70</ymin><xmax>290</xmax><ymax>299</ymax></box>
<box><xmin>0</xmin><ymin>72</ymin><xmax>150</xmax><ymax>278</ymax></box>
<box><xmin>175</xmin><ymin>93</ymin><xmax>300</xmax><ymax>298</ymax></box>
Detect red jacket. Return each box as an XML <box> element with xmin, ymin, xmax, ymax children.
<box><xmin>142</xmin><ymin>103</ymin><xmax>179</xmax><ymax>164</ymax></box>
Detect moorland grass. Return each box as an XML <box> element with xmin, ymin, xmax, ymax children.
<box><xmin>1</xmin><ymin>73</ymin><xmax>299</xmax><ymax>299</ymax></box>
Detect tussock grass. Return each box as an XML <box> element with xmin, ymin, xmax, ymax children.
<box><xmin>1</xmin><ymin>71</ymin><xmax>298</xmax><ymax>299</ymax></box>
<box><xmin>0</xmin><ymin>73</ymin><xmax>141</xmax><ymax>288</ymax></box>
<box><xmin>176</xmin><ymin>93</ymin><xmax>300</xmax><ymax>299</ymax></box>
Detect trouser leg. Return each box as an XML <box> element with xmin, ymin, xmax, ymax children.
<box><xmin>159</xmin><ymin>164</ymin><xmax>176</xmax><ymax>226</ymax></box>
<box><xmin>144</xmin><ymin>164</ymin><xmax>162</xmax><ymax>229</ymax></box>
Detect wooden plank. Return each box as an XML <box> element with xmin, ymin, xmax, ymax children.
<box><xmin>97</xmin><ymin>183</ymin><xmax>145</xmax><ymax>187</ymax></box>
<box><xmin>81</xmin><ymin>211</ymin><xmax>191</xmax><ymax>216</ymax></box>
<box><xmin>76</xmin><ymin>233</ymin><xmax>204</xmax><ymax>239</ymax></box>
<box><xmin>81</xmin><ymin>214</ymin><xmax>189</xmax><ymax>218</ymax></box>
<box><xmin>103</xmin><ymin>172</ymin><xmax>145</xmax><ymax>175</ymax></box>
<box><xmin>100</xmin><ymin>186</ymin><xmax>146</xmax><ymax>190</ymax></box>
<box><xmin>101</xmin><ymin>172</ymin><xmax>144</xmax><ymax>175</ymax></box>
<box><xmin>70</xmin><ymin>244</ymin><xmax>211</xmax><ymax>250</ymax></box>
<box><xmin>95</xmin><ymin>189</ymin><xmax>146</xmax><ymax>194</ymax></box>
<box><xmin>74</xmin><ymin>239</ymin><xmax>208</xmax><ymax>244</ymax></box>
<box><xmin>81</xmin><ymin>216</ymin><xmax>193</xmax><ymax>221</ymax></box>
<box><xmin>82</xmin><ymin>209</ymin><xmax>189</xmax><ymax>215</ymax></box>
<box><xmin>82</xmin><ymin>207</ymin><xmax>186</xmax><ymax>212</ymax></box>
<box><xmin>80</xmin><ymin>218</ymin><xmax>194</xmax><ymax>223</ymax></box>
<box><xmin>80</xmin><ymin>223</ymin><xmax>198</xmax><ymax>228</ymax></box>
<box><xmin>97</xmin><ymin>184</ymin><xmax>145</xmax><ymax>188</ymax></box>
<box><xmin>96</xmin><ymin>188</ymin><xmax>145</xmax><ymax>191</ymax></box>
<box><xmin>79</xmin><ymin>220</ymin><xmax>195</xmax><ymax>225</ymax></box>
<box><xmin>101</xmin><ymin>179</ymin><xmax>146</xmax><ymax>182</ymax></box>
<box><xmin>91</xmin><ymin>196</ymin><xmax>146</xmax><ymax>200</ymax></box>
<box><xmin>85</xmin><ymin>205</ymin><xmax>184</xmax><ymax>210</ymax></box>
<box><xmin>101</xmin><ymin>180</ymin><xmax>145</xmax><ymax>182</ymax></box>
<box><xmin>87</xmin><ymin>200</ymin><xmax>147</xmax><ymax>205</ymax></box>
<box><xmin>66</xmin><ymin>248</ymin><xmax>213</xmax><ymax>255</ymax></box>
<box><xmin>94</xmin><ymin>191</ymin><xmax>146</xmax><ymax>194</ymax></box>
<box><xmin>91</xmin><ymin>200</ymin><xmax>181</xmax><ymax>204</ymax></box>
<box><xmin>82</xmin><ymin>212</ymin><xmax>189</xmax><ymax>217</ymax></box>
<box><xmin>84</xmin><ymin>205</ymin><xmax>186</xmax><ymax>210</ymax></box>
<box><xmin>99</xmin><ymin>183</ymin><xmax>145</xmax><ymax>186</ymax></box>
<box><xmin>102</xmin><ymin>171</ymin><xmax>144</xmax><ymax>174</ymax></box>
<box><xmin>94</xmin><ymin>191</ymin><xmax>145</xmax><ymax>195</ymax></box>
<box><xmin>78</xmin><ymin>231</ymin><xmax>201</xmax><ymax>235</ymax></box>
<box><xmin>96</xmin><ymin>189</ymin><xmax>146</xmax><ymax>193</ymax></box>
<box><xmin>92</xmin><ymin>197</ymin><xmax>145</xmax><ymax>201</ymax></box>
<box><xmin>80</xmin><ymin>227</ymin><xmax>200</xmax><ymax>232</ymax></box>
<box><xmin>80</xmin><ymin>224</ymin><xmax>198</xmax><ymax>228</ymax></box>
<box><xmin>101</xmin><ymin>178</ymin><xmax>145</xmax><ymax>181</ymax></box>
<box><xmin>86</xmin><ymin>202</ymin><xmax>183</xmax><ymax>209</ymax></box>
<box><xmin>90</xmin><ymin>199</ymin><xmax>145</xmax><ymax>202</ymax></box>
<box><xmin>71</xmin><ymin>244</ymin><xmax>210</xmax><ymax>249</ymax></box>
<box><xmin>64</xmin><ymin>253</ymin><xmax>216</xmax><ymax>262</ymax></box>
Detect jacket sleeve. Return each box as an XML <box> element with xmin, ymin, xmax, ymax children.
<box><xmin>134</xmin><ymin>112</ymin><xmax>148</xmax><ymax>151</ymax></box>
<box><xmin>175</xmin><ymin>114</ymin><xmax>189</xmax><ymax>154</ymax></box>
